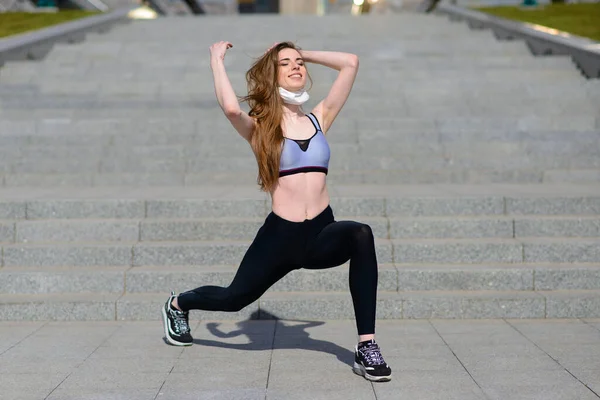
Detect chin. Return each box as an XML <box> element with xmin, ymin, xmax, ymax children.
<box><xmin>290</xmin><ymin>85</ymin><xmax>306</xmax><ymax>93</ymax></box>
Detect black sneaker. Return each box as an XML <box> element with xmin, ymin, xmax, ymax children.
<box><xmin>161</xmin><ymin>291</ymin><xmax>193</xmax><ymax>346</ymax></box>
<box><xmin>353</xmin><ymin>339</ymin><xmax>392</xmax><ymax>382</ymax></box>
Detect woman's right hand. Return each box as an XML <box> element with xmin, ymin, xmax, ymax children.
<box><xmin>210</xmin><ymin>41</ymin><xmax>233</xmax><ymax>63</ymax></box>
<box><xmin>264</xmin><ymin>42</ymin><xmax>279</xmax><ymax>55</ymax></box>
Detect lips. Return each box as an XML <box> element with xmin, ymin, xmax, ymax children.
<box><xmin>289</xmin><ymin>73</ymin><xmax>302</xmax><ymax>78</ymax></box>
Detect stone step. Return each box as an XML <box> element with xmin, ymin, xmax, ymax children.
<box><xmin>0</xmin><ymin>190</ymin><xmax>600</xmax><ymax>216</ymax></box>
<box><xmin>3</xmin><ymin>85</ymin><xmax>592</xmax><ymax>103</ymax></box>
<box><xmin>1</xmin><ymin>107</ymin><xmax>594</xmax><ymax>122</ymax></box>
<box><xmin>43</xmin><ymin>31</ymin><xmax>530</xmax><ymax>44</ymax></box>
<box><xmin>8</xmin><ymin>57</ymin><xmax>578</xmax><ymax>75</ymax></box>
<box><xmin>544</xmin><ymin>170</ymin><xmax>600</xmax><ymax>184</ymax></box>
<box><xmin>1</xmin><ymin>216</ymin><xmax>599</xmax><ymax>244</ymax></box>
<box><xmin>1</xmin><ymin>289</ymin><xmax>599</xmax><ymax>320</ymax></box>
<box><xmin>4</xmin><ymin>168</ymin><xmax>600</xmax><ymax>186</ymax></box>
<box><xmin>0</xmin><ymin>146</ymin><xmax>598</xmax><ymax>168</ymax></box>
<box><xmin>0</xmin><ymin>141</ymin><xmax>600</xmax><ymax>162</ymax></box>
<box><xmin>1</xmin><ymin>82</ymin><xmax>587</xmax><ymax>99</ymax></box>
<box><xmin>4</xmin><ymin>140</ymin><xmax>584</xmax><ymax>154</ymax></box>
<box><xmin>1</xmin><ymin>264</ymin><xmax>600</xmax><ymax>294</ymax></box>
<box><xmin>2</xmin><ymin>238</ymin><xmax>600</xmax><ymax>267</ymax></box>
<box><xmin>2</xmin><ymin>101</ymin><xmax>591</xmax><ymax>118</ymax></box>
<box><xmin>5</xmin><ymin>105</ymin><xmax>598</xmax><ymax>120</ymax></box>
<box><xmin>2</xmin><ymin>118</ymin><xmax>598</xmax><ymax>139</ymax></box>
<box><xmin>3</xmin><ymin>96</ymin><xmax>592</xmax><ymax>112</ymax></box>
<box><xmin>1</xmin><ymin>129</ymin><xmax>598</xmax><ymax>147</ymax></box>
<box><xmin>8</xmin><ymin>63</ymin><xmax>578</xmax><ymax>78</ymax></box>
<box><xmin>1</xmin><ymin>191</ymin><xmax>598</xmax><ymax>219</ymax></box>
<box><xmin>1</xmin><ymin>151</ymin><xmax>597</xmax><ymax>174</ymax></box>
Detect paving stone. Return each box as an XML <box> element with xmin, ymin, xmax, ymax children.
<box><xmin>472</xmin><ymin>369</ymin><xmax>598</xmax><ymax>400</ymax></box>
<box><xmin>449</xmin><ymin>343</ymin><xmax>563</xmax><ymax>372</ymax></box>
<box><xmin>54</xmin><ymin>370</ymin><xmax>166</xmax><ymax>392</ymax></box>
<box><xmin>0</xmin><ymin>321</ymin><xmax>45</xmax><ymax>353</ymax></box>
<box><xmin>372</xmin><ymin>370</ymin><xmax>487</xmax><ymax>400</ymax></box>
<box><xmin>566</xmin><ymin>369</ymin><xmax>600</xmax><ymax>395</ymax></box>
<box><xmin>46</xmin><ymin>388</ymin><xmax>161</xmax><ymax>400</ymax></box>
<box><xmin>154</xmin><ymin>389</ymin><xmax>267</xmax><ymax>400</ymax></box>
<box><xmin>508</xmin><ymin>319</ymin><xmax>600</xmax><ymax>345</ymax></box>
<box><xmin>267</xmin><ymin>388</ymin><xmax>375</xmax><ymax>400</ymax></box>
<box><xmin>0</xmin><ymin>374</ymin><xmax>65</xmax><ymax>400</ymax></box>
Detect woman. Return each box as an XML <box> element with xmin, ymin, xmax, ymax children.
<box><xmin>161</xmin><ymin>41</ymin><xmax>392</xmax><ymax>382</ymax></box>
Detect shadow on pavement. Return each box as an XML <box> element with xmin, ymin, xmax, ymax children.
<box><xmin>189</xmin><ymin>310</ymin><xmax>355</xmax><ymax>367</ymax></box>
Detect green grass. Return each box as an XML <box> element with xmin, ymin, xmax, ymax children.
<box><xmin>0</xmin><ymin>11</ymin><xmax>101</xmax><ymax>39</ymax></box>
<box><xmin>474</xmin><ymin>3</ymin><xmax>600</xmax><ymax>42</ymax></box>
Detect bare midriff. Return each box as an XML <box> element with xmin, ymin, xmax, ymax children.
<box><xmin>270</xmin><ymin>172</ymin><xmax>329</xmax><ymax>222</ymax></box>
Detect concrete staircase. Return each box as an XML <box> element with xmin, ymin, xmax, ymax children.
<box><xmin>0</xmin><ymin>12</ymin><xmax>599</xmax><ymax>320</ymax></box>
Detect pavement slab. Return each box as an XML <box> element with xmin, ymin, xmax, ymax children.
<box><xmin>0</xmin><ymin>319</ymin><xmax>597</xmax><ymax>399</ymax></box>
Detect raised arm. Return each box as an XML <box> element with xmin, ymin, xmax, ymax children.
<box><xmin>300</xmin><ymin>50</ymin><xmax>359</xmax><ymax>133</ymax></box>
<box><xmin>210</xmin><ymin>41</ymin><xmax>256</xmax><ymax>142</ymax></box>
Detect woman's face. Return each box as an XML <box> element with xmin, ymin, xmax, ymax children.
<box><xmin>277</xmin><ymin>48</ymin><xmax>307</xmax><ymax>92</ymax></box>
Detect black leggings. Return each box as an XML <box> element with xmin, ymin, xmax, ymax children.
<box><xmin>177</xmin><ymin>205</ymin><xmax>379</xmax><ymax>335</ymax></box>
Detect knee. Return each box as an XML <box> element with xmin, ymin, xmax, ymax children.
<box><xmin>352</xmin><ymin>223</ymin><xmax>374</xmax><ymax>244</ymax></box>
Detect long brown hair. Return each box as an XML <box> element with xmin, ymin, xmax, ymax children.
<box><xmin>240</xmin><ymin>41</ymin><xmax>312</xmax><ymax>192</ymax></box>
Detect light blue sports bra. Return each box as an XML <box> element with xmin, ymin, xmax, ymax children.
<box><xmin>279</xmin><ymin>113</ymin><xmax>330</xmax><ymax>178</ymax></box>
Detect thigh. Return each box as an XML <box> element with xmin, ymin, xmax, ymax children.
<box><xmin>226</xmin><ymin>223</ymin><xmax>300</xmax><ymax>298</ymax></box>
<box><xmin>303</xmin><ymin>220</ymin><xmax>364</xmax><ymax>270</ymax></box>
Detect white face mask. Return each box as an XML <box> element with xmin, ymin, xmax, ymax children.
<box><xmin>279</xmin><ymin>87</ymin><xmax>310</xmax><ymax>105</ymax></box>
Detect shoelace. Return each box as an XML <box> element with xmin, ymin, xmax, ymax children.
<box><xmin>361</xmin><ymin>342</ymin><xmax>386</xmax><ymax>366</ymax></box>
<box><xmin>171</xmin><ymin>309</ymin><xmax>190</xmax><ymax>335</ymax></box>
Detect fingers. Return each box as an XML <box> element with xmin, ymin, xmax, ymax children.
<box><xmin>263</xmin><ymin>42</ymin><xmax>279</xmax><ymax>55</ymax></box>
<box><xmin>209</xmin><ymin>41</ymin><xmax>233</xmax><ymax>61</ymax></box>
<box><xmin>210</xmin><ymin>41</ymin><xmax>233</xmax><ymax>50</ymax></box>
